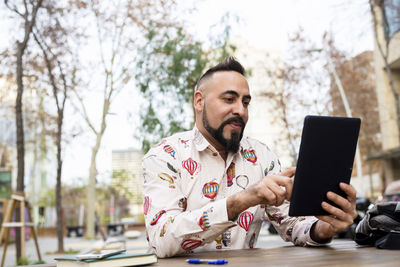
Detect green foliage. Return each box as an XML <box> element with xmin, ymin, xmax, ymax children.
<box><xmin>37</xmin><ymin>188</ymin><xmax>56</xmax><ymax>207</ymax></box>
<box><xmin>45</xmin><ymin>248</ymin><xmax>79</xmax><ymax>255</ymax></box>
<box><xmin>16</xmin><ymin>256</ymin><xmax>45</xmax><ymax>265</ymax></box>
<box><xmin>111</xmin><ymin>169</ymin><xmax>136</xmax><ymax>201</ymax></box>
<box><xmin>136</xmin><ymin>17</ymin><xmax>237</xmax><ymax>153</ymax></box>
<box><xmin>16</xmin><ymin>257</ymin><xmax>30</xmax><ymax>266</ymax></box>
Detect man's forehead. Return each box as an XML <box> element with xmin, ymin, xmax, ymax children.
<box><xmin>199</xmin><ymin>71</ymin><xmax>249</xmax><ymax>95</ymax></box>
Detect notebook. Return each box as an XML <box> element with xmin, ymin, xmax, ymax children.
<box><xmin>55</xmin><ymin>252</ymin><xmax>157</xmax><ymax>267</ymax></box>
<box><xmin>289</xmin><ymin>115</ymin><xmax>361</xmax><ymax>216</ymax></box>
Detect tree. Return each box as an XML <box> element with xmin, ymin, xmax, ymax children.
<box><xmin>324</xmin><ymin>34</ymin><xmax>380</xmax><ymax>196</ymax></box>
<box><xmin>69</xmin><ymin>0</ymin><xmax>188</xmax><ymax>239</ymax></box>
<box><xmin>261</xmin><ymin>28</ymin><xmax>331</xmax><ymax>165</ymax></box>
<box><xmin>135</xmin><ymin>15</ymin><xmax>237</xmax><ymax>152</ymax></box>
<box><xmin>4</xmin><ymin>0</ymin><xmax>43</xmax><ymax>260</ymax></box>
<box><xmin>33</xmin><ymin>10</ymin><xmax>72</xmax><ymax>251</ymax></box>
<box><xmin>267</xmin><ymin>28</ymin><xmax>380</xmax><ymax>195</ymax></box>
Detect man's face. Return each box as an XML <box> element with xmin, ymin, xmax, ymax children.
<box><xmin>198</xmin><ymin>71</ymin><xmax>251</xmax><ymax>153</ymax></box>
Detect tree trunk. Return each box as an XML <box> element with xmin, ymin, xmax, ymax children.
<box><xmin>86</xmin><ymin>98</ymin><xmax>109</xmax><ymax>239</ymax></box>
<box><xmin>86</xmin><ymin>134</ymin><xmax>102</xmax><ymax>239</ymax></box>
<box><xmin>56</xmin><ymin>109</ymin><xmax>64</xmax><ymax>252</ymax></box>
<box><xmin>15</xmin><ymin>41</ymin><xmax>25</xmax><ymax>261</ymax></box>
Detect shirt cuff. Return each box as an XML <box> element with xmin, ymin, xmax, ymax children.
<box><xmin>197</xmin><ymin>199</ymin><xmax>236</xmax><ymax>243</ymax></box>
<box><xmin>207</xmin><ymin>198</ymin><xmax>230</xmax><ymax>223</ymax></box>
<box><xmin>305</xmin><ymin>219</ymin><xmax>332</xmax><ymax>246</ymax></box>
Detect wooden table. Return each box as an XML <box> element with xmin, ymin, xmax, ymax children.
<box><xmin>20</xmin><ymin>240</ymin><xmax>400</xmax><ymax>267</ymax></box>
<box><xmin>157</xmin><ymin>240</ymin><xmax>400</xmax><ymax>267</ymax></box>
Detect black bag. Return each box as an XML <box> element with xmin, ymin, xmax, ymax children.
<box><xmin>355</xmin><ymin>201</ymin><xmax>400</xmax><ymax>249</ymax></box>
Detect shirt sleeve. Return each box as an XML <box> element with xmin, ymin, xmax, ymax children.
<box><xmin>259</xmin><ymin>144</ymin><xmax>328</xmax><ymax>246</ymax></box>
<box><xmin>142</xmin><ymin>146</ymin><xmax>235</xmax><ymax>258</ymax></box>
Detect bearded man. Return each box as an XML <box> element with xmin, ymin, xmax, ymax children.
<box><xmin>142</xmin><ymin>57</ymin><xmax>357</xmax><ymax>258</ymax></box>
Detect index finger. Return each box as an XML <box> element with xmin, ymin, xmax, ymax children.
<box><xmin>272</xmin><ymin>175</ymin><xmax>293</xmax><ymax>201</ymax></box>
<box><xmin>279</xmin><ymin>167</ymin><xmax>296</xmax><ymax>178</ymax></box>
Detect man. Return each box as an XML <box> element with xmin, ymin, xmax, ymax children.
<box><xmin>142</xmin><ymin>57</ymin><xmax>357</xmax><ymax>258</ymax></box>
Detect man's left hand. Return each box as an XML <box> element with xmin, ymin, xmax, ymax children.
<box><xmin>310</xmin><ymin>182</ymin><xmax>358</xmax><ymax>243</ymax></box>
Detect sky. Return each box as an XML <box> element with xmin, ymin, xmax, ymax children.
<box><xmin>0</xmin><ymin>0</ymin><xmax>374</xmax><ymax>186</ymax></box>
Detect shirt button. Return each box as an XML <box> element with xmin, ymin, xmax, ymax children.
<box><xmin>212</xmin><ymin>152</ymin><xmax>218</xmax><ymax>156</ymax></box>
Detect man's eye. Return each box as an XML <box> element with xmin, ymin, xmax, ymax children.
<box><xmin>224</xmin><ymin>97</ymin><xmax>234</xmax><ymax>103</ymax></box>
<box><xmin>243</xmin><ymin>101</ymin><xmax>250</xmax><ymax>107</ymax></box>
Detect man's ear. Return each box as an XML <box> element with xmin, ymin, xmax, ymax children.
<box><xmin>194</xmin><ymin>90</ymin><xmax>204</xmax><ymax>113</ymax></box>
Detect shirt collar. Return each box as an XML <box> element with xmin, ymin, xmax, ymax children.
<box><xmin>193</xmin><ymin>126</ymin><xmax>210</xmax><ymax>152</ymax></box>
<box><xmin>192</xmin><ymin>126</ymin><xmax>245</xmax><ymax>155</ymax></box>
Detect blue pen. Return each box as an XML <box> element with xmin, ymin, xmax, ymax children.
<box><xmin>186</xmin><ymin>259</ymin><xmax>228</xmax><ymax>265</ymax></box>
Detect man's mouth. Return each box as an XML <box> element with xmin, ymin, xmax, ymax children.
<box><xmin>224</xmin><ymin>117</ymin><xmax>245</xmax><ymax>130</ymax></box>
<box><xmin>229</xmin><ymin>121</ymin><xmax>243</xmax><ymax>129</ymax></box>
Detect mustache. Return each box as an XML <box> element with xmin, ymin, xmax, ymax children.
<box><xmin>222</xmin><ymin>116</ymin><xmax>245</xmax><ymax>128</ymax></box>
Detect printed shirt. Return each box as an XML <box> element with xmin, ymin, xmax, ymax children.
<box><xmin>142</xmin><ymin>127</ymin><xmax>322</xmax><ymax>258</ymax></box>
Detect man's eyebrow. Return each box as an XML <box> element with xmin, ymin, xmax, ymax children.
<box><xmin>243</xmin><ymin>95</ymin><xmax>252</xmax><ymax>101</ymax></box>
<box><xmin>221</xmin><ymin>90</ymin><xmax>252</xmax><ymax>100</ymax></box>
<box><xmin>221</xmin><ymin>90</ymin><xmax>239</xmax><ymax>97</ymax></box>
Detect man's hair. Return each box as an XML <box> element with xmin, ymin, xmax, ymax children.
<box><xmin>195</xmin><ymin>57</ymin><xmax>245</xmax><ymax>91</ymax></box>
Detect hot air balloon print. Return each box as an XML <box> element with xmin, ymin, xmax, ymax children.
<box><xmin>180</xmin><ymin>138</ymin><xmax>189</xmax><ymax>148</ymax></box>
<box><xmin>158</xmin><ymin>173</ymin><xmax>175</xmax><ymax>188</ymax></box>
<box><xmin>226</xmin><ymin>162</ymin><xmax>235</xmax><ymax>187</ymax></box>
<box><xmin>286</xmin><ymin>226</ymin><xmax>293</xmax><ymax>237</ymax></box>
<box><xmin>215</xmin><ymin>235</ymin><xmax>222</xmax><ymax>249</ymax></box>
<box><xmin>160</xmin><ymin>217</ymin><xmax>173</xmax><ymax>237</ymax></box>
<box><xmin>163</xmin><ymin>144</ymin><xmax>176</xmax><ymax>159</ymax></box>
<box><xmin>178</xmin><ymin>197</ymin><xmax>187</xmax><ymax>211</ymax></box>
<box><xmin>242</xmin><ymin>149</ymin><xmax>257</xmax><ymax>164</ymax></box>
<box><xmin>249</xmin><ymin>233</ymin><xmax>256</xmax><ymax>249</ymax></box>
<box><xmin>167</xmin><ymin>162</ymin><xmax>178</xmax><ymax>173</ymax></box>
<box><xmin>182</xmin><ymin>157</ymin><xmax>199</xmax><ymax>177</ymax></box>
<box><xmin>157</xmin><ymin>139</ymin><xmax>167</xmax><ymax>146</ymax></box>
<box><xmin>198</xmin><ymin>211</ymin><xmax>210</xmax><ymax>231</ymax></box>
<box><xmin>235</xmin><ymin>175</ymin><xmax>249</xmax><ymax>190</ymax></box>
<box><xmin>150</xmin><ymin>210</ymin><xmax>166</xmax><ymax>226</ymax></box>
<box><xmin>268</xmin><ymin>213</ymin><xmax>285</xmax><ymax>225</ymax></box>
<box><xmin>269</xmin><ymin>161</ymin><xmax>275</xmax><ymax>171</ymax></box>
<box><xmin>222</xmin><ymin>230</ymin><xmax>231</xmax><ymax>247</ymax></box>
<box><xmin>202</xmin><ymin>182</ymin><xmax>219</xmax><ymax>200</ymax></box>
<box><xmin>143</xmin><ymin>196</ymin><xmax>150</xmax><ymax>215</ymax></box>
<box><xmin>181</xmin><ymin>239</ymin><xmax>202</xmax><ymax>251</ymax></box>
<box><xmin>237</xmin><ymin>211</ymin><xmax>254</xmax><ymax>232</ymax></box>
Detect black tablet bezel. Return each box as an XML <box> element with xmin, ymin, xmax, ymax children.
<box><xmin>288</xmin><ymin>115</ymin><xmax>361</xmax><ymax>216</ymax></box>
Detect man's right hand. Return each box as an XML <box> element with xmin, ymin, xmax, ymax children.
<box><xmin>227</xmin><ymin>167</ymin><xmax>295</xmax><ymax>221</ymax></box>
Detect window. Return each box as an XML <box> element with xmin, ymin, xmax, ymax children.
<box><xmin>383</xmin><ymin>0</ymin><xmax>400</xmax><ymax>39</ymax></box>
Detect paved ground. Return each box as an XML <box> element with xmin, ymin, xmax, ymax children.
<box><xmin>1</xmin><ymin>225</ymin><xmax>290</xmax><ymax>267</ymax></box>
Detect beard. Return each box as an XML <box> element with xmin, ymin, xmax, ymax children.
<box><xmin>202</xmin><ymin>107</ymin><xmax>245</xmax><ymax>153</ymax></box>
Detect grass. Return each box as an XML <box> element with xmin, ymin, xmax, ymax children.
<box><xmin>45</xmin><ymin>248</ymin><xmax>79</xmax><ymax>255</ymax></box>
<box><xmin>16</xmin><ymin>256</ymin><xmax>46</xmax><ymax>266</ymax></box>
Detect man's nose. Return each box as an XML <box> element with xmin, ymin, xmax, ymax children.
<box><xmin>232</xmin><ymin>101</ymin><xmax>246</xmax><ymax>116</ymax></box>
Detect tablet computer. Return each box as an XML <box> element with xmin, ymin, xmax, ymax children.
<box><xmin>288</xmin><ymin>115</ymin><xmax>361</xmax><ymax>216</ymax></box>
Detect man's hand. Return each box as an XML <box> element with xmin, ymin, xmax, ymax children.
<box><xmin>310</xmin><ymin>182</ymin><xmax>358</xmax><ymax>243</ymax></box>
<box><xmin>227</xmin><ymin>167</ymin><xmax>295</xmax><ymax>221</ymax></box>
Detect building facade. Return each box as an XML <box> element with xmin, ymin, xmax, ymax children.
<box><xmin>368</xmin><ymin>0</ymin><xmax>400</xmax><ymax>188</ymax></box>
<box><xmin>111</xmin><ymin>149</ymin><xmax>144</xmax><ymax>220</ymax></box>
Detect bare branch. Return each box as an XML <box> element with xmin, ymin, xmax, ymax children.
<box><xmin>4</xmin><ymin>0</ymin><xmax>24</xmax><ymax>17</ymax></box>
<box><xmin>71</xmin><ymin>87</ymin><xmax>98</xmax><ymax>135</ymax></box>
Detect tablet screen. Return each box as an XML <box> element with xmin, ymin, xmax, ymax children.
<box><xmin>288</xmin><ymin>115</ymin><xmax>361</xmax><ymax>216</ymax></box>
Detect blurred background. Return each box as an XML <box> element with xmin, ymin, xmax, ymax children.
<box><xmin>0</xmin><ymin>0</ymin><xmax>399</xmax><ymax>260</ymax></box>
